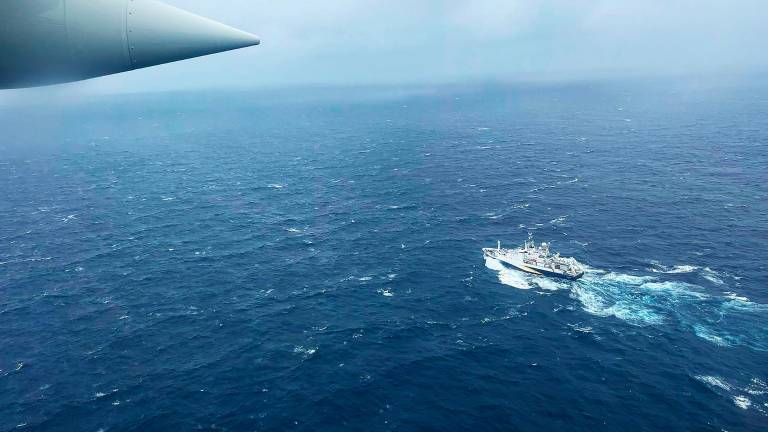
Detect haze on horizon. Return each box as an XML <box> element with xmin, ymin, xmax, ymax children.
<box><xmin>3</xmin><ymin>0</ymin><xmax>768</xmax><ymax>97</ymax></box>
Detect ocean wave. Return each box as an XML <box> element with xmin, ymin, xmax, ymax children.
<box><xmin>0</xmin><ymin>257</ymin><xmax>52</xmax><ymax>266</ymax></box>
<box><xmin>694</xmin><ymin>375</ymin><xmax>732</xmax><ymax>391</ymax></box>
<box><xmin>647</xmin><ymin>262</ymin><xmax>726</xmax><ymax>285</ymax></box>
<box><xmin>385</xmin><ymin>204</ymin><xmax>416</xmax><ymax>210</ymax></box>
<box><xmin>692</xmin><ymin>299</ymin><xmax>768</xmax><ymax>351</ymax></box>
<box><xmin>724</xmin><ymin>292</ymin><xmax>750</xmax><ymax>302</ymax></box>
<box><xmin>481</xmin><ymin>310</ymin><xmax>524</xmax><ymax>324</ymax></box>
<box><xmin>668</xmin><ymin>265</ymin><xmax>699</xmax><ymax>273</ymax></box>
<box><xmin>692</xmin><ymin>324</ymin><xmax>733</xmax><ymax>347</ymax></box>
<box><xmin>734</xmin><ymin>396</ymin><xmax>752</xmax><ymax>409</ymax></box>
<box><xmin>568</xmin><ymin>324</ymin><xmax>593</xmax><ymax>333</ymax></box>
<box><xmin>649</xmin><ymin>263</ymin><xmax>699</xmax><ymax>274</ymax></box>
<box><xmin>747</xmin><ymin>378</ymin><xmax>768</xmax><ymax>396</ymax></box>
<box><xmin>701</xmin><ymin>267</ymin><xmax>725</xmax><ymax>285</ymax></box>
<box><xmin>293</xmin><ymin>346</ymin><xmax>317</xmax><ymax>359</ymax></box>
<box><xmin>722</xmin><ymin>297</ymin><xmax>768</xmax><ymax>312</ymax></box>
<box><xmin>549</xmin><ymin>215</ymin><xmax>568</xmax><ymax>226</ymax></box>
<box><xmin>694</xmin><ymin>375</ymin><xmax>767</xmax><ymax>415</ymax></box>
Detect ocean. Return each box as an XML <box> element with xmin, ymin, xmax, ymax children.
<box><xmin>1</xmin><ymin>80</ymin><xmax>767</xmax><ymax>431</ymax></box>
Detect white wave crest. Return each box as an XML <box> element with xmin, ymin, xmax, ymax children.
<box><xmin>667</xmin><ymin>265</ymin><xmax>699</xmax><ymax>273</ymax></box>
<box><xmin>293</xmin><ymin>346</ymin><xmax>317</xmax><ymax>359</ymax></box>
<box><xmin>0</xmin><ymin>257</ymin><xmax>52</xmax><ymax>266</ymax></box>
<box><xmin>647</xmin><ymin>262</ymin><xmax>727</xmax><ymax>285</ymax></box>
<box><xmin>694</xmin><ymin>375</ymin><xmax>766</xmax><ymax>415</ymax></box>
<box><xmin>549</xmin><ymin>215</ymin><xmax>568</xmax><ymax>226</ymax></box>
<box><xmin>701</xmin><ymin>267</ymin><xmax>725</xmax><ymax>285</ymax></box>
<box><xmin>693</xmin><ymin>324</ymin><xmax>733</xmax><ymax>347</ymax></box>
<box><xmin>721</xmin><ymin>298</ymin><xmax>768</xmax><ymax>312</ymax></box>
<box><xmin>747</xmin><ymin>378</ymin><xmax>768</xmax><ymax>396</ymax></box>
<box><xmin>648</xmin><ymin>262</ymin><xmax>699</xmax><ymax>274</ymax></box>
<box><xmin>734</xmin><ymin>395</ymin><xmax>752</xmax><ymax>409</ymax></box>
<box><xmin>724</xmin><ymin>292</ymin><xmax>750</xmax><ymax>302</ymax></box>
<box><xmin>694</xmin><ymin>375</ymin><xmax>732</xmax><ymax>391</ymax></box>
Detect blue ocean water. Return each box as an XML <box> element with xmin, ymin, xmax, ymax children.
<box><xmin>1</xmin><ymin>81</ymin><xmax>767</xmax><ymax>431</ymax></box>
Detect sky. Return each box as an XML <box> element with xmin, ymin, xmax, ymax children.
<box><xmin>4</xmin><ymin>0</ymin><xmax>768</xmax><ymax>95</ymax></box>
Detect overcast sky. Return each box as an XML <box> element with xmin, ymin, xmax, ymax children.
<box><xmin>8</xmin><ymin>1</ymin><xmax>768</xmax><ymax>94</ymax></box>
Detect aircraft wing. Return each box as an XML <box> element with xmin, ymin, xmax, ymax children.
<box><xmin>0</xmin><ymin>0</ymin><xmax>260</xmax><ymax>89</ymax></box>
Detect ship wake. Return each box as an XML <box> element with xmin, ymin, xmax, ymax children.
<box><xmin>485</xmin><ymin>257</ymin><xmax>768</xmax><ymax>351</ymax></box>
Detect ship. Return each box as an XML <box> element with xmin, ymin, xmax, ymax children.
<box><xmin>483</xmin><ymin>234</ymin><xmax>585</xmax><ymax>280</ymax></box>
